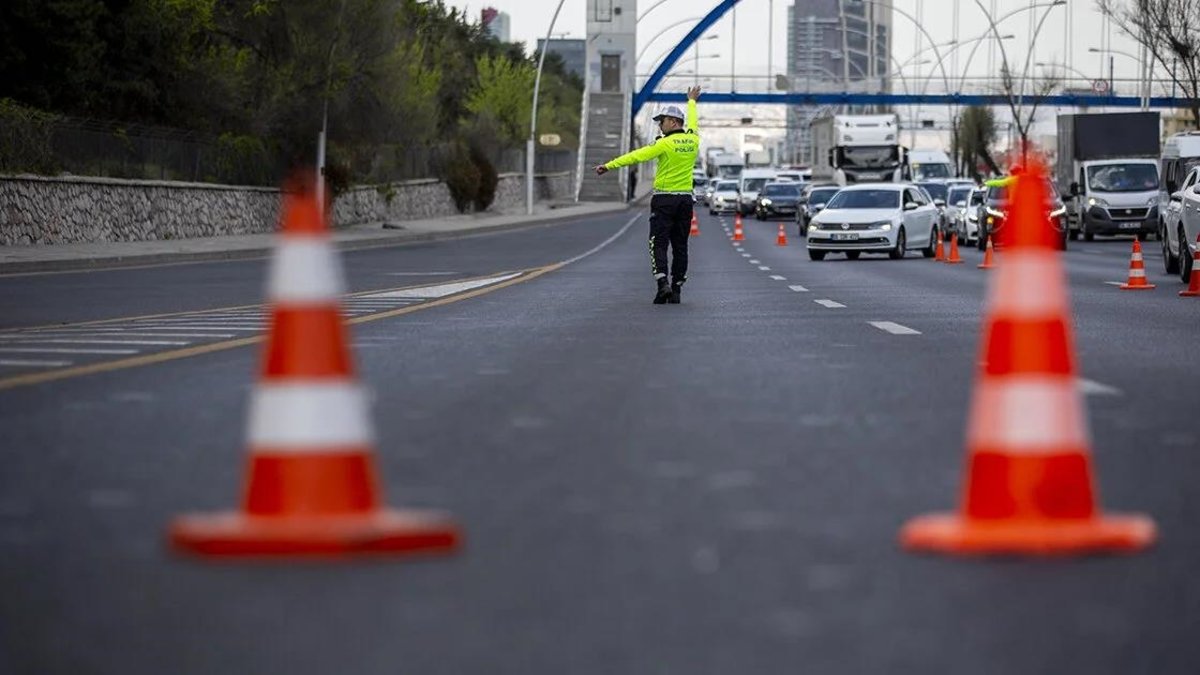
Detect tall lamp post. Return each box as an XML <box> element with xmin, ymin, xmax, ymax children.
<box><xmin>526</xmin><ymin>0</ymin><xmax>567</xmax><ymax>215</ymax></box>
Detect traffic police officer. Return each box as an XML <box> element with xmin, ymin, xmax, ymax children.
<box><xmin>596</xmin><ymin>86</ymin><xmax>701</xmax><ymax>304</ymax></box>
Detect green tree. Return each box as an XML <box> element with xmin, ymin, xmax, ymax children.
<box><xmin>466</xmin><ymin>54</ymin><xmax>535</xmax><ymax>144</ymax></box>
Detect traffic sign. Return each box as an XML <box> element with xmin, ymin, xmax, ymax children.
<box><xmin>1092</xmin><ymin>79</ymin><xmax>1110</xmax><ymax>94</ymax></box>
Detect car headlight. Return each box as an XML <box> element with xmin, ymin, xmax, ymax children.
<box><xmin>1088</xmin><ymin>197</ymin><xmax>1108</xmax><ymax>207</ymax></box>
<box><xmin>761</xmin><ymin>198</ymin><xmax>772</xmax><ymax>206</ymax></box>
<box><xmin>870</xmin><ymin>221</ymin><xmax>892</xmax><ymax>231</ymax></box>
<box><xmin>986</xmin><ymin>207</ymin><xmax>1005</xmax><ymax>219</ymax></box>
<box><xmin>1049</xmin><ymin>206</ymin><xmax>1066</xmax><ymax>218</ymax></box>
<box><xmin>1147</xmin><ymin>196</ymin><xmax>1158</xmax><ymax>205</ymax></box>
<box><xmin>807</xmin><ymin>224</ymin><xmax>817</xmax><ymax>233</ymax></box>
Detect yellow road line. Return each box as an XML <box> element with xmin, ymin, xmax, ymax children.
<box><xmin>0</xmin><ymin>265</ymin><xmax>560</xmax><ymax>391</ymax></box>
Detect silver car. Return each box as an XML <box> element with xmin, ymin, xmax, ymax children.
<box><xmin>944</xmin><ymin>184</ymin><xmax>977</xmax><ymax>242</ymax></box>
<box><xmin>708</xmin><ymin>180</ymin><xmax>741</xmax><ymax>215</ymax></box>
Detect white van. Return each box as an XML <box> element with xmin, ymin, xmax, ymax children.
<box><xmin>906</xmin><ymin>150</ymin><xmax>954</xmax><ymax>181</ymax></box>
<box><xmin>738</xmin><ymin>168</ymin><xmax>778</xmax><ymax>215</ymax></box>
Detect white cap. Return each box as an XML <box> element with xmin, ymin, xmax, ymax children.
<box><xmin>652</xmin><ymin>104</ymin><xmax>686</xmax><ymax>122</ymax></box>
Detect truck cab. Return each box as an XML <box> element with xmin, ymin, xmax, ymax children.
<box><xmin>810</xmin><ymin>114</ymin><xmax>904</xmax><ymax>186</ymax></box>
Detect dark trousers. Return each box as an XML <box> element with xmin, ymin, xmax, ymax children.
<box><xmin>648</xmin><ymin>194</ymin><xmax>692</xmax><ymax>283</ymax></box>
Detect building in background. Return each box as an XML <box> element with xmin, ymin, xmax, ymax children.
<box><xmin>785</xmin><ymin>0</ymin><xmax>892</xmax><ymax>165</ymax></box>
<box><xmin>537</xmin><ymin>38</ymin><xmax>587</xmax><ymax>81</ymax></box>
<box><xmin>481</xmin><ymin>7</ymin><xmax>511</xmax><ymax>42</ymax></box>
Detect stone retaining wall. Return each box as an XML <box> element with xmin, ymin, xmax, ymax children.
<box><xmin>0</xmin><ymin>171</ymin><xmax>575</xmax><ymax>246</ymax></box>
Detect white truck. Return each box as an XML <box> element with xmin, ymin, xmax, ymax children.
<box><xmin>810</xmin><ymin>113</ymin><xmax>905</xmax><ymax>185</ymax></box>
<box><xmin>1056</xmin><ymin>112</ymin><xmax>1161</xmax><ymax>241</ymax></box>
<box><xmin>906</xmin><ymin>149</ymin><xmax>954</xmax><ymax>181</ymax></box>
<box><xmin>709</xmin><ymin>152</ymin><xmax>745</xmax><ymax>180</ymax></box>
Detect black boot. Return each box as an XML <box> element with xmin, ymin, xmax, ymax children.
<box><xmin>668</xmin><ymin>280</ymin><xmax>683</xmax><ymax>304</ymax></box>
<box><xmin>653</xmin><ymin>277</ymin><xmax>671</xmax><ymax>304</ymax></box>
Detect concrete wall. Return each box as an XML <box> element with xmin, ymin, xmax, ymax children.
<box><xmin>0</xmin><ymin>172</ymin><xmax>575</xmax><ymax>246</ymax></box>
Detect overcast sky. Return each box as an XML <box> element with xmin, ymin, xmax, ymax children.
<box><xmin>449</xmin><ymin>0</ymin><xmax>1151</xmax><ymax>89</ymax></box>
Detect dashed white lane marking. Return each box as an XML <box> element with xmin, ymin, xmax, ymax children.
<box><xmin>742</xmin><ymin>253</ymin><xmax>752</xmax><ymax>258</ymax></box>
<box><xmin>814</xmin><ymin>299</ymin><xmax>846</xmax><ymax>308</ymax></box>
<box><xmin>788</xmin><ymin>285</ymin><xmax>809</xmax><ymax>292</ymax></box>
<box><xmin>383</xmin><ymin>272</ymin><xmax>460</xmax><ymax>276</ymax></box>
<box><xmin>869</xmin><ymin>321</ymin><xmax>921</xmax><ymax>335</ymax></box>
<box><xmin>7</xmin><ymin>331</ymin><xmax>238</xmax><ymax>339</ymax></box>
<box><xmin>125</xmin><ymin>325</ymin><xmax>266</xmax><ymax>331</ymax></box>
<box><xmin>758</xmin><ymin>265</ymin><xmax>772</xmax><ymax>271</ymax></box>
<box><xmin>0</xmin><ymin>347</ymin><xmax>139</xmax><ymax>355</ymax></box>
<box><xmin>0</xmin><ymin>359</ymin><xmax>72</xmax><ymax>367</ymax></box>
<box><xmin>769</xmin><ymin>275</ymin><xmax>787</xmax><ymax>281</ymax></box>
<box><xmin>0</xmin><ymin>338</ymin><xmax>190</xmax><ymax>346</ymax></box>
<box><xmin>361</xmin><ymin>272</ymin><xmax>523</xmax><ymax>299</ymax></box>
<box><xmin>749</xmin><ymin>259</ymin><xmax>761</xmax><ymax>264</ymax></box>
<box><xmin>1078</xmin><ymin>378</ymin><xmax>1122</xmax><ymax>396</ymax></box>
<box><xmin>1103</xmin><ymin>281</ymin><xmax>1126</xmax><ymax>287</ymax></box>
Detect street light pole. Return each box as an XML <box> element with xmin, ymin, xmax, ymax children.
<box><xmin>526</xmin><ymin>0</ymin><xmax>567</xmax><ymax>216</ymax></box>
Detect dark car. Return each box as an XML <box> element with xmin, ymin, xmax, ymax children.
<box><xmin>976</xmin><ymin>178</ymin><xmax>1068</xmax><ymax>250</ymax></box>
<box><xmin>796</xmin><ymin>184</ymin><xmax>841</xmax><ymax>236</ymax></box>
<box><xmin>916</xmin><ymin>181</ymin><xmax>951</xmax><ymax>233</ymax></box>
<box><xmin>754</xmin><ymin>182</ymin><xmax>802</xmax><ymax>220</ymax></box>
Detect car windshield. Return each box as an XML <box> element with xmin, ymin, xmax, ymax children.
<box><xmin>1087</xmin><ymin>163</ymin><xmax>1159</xmax><ymax>192</ymax></box>
<box><xmin>826</xmin><ymin>189</ymin><xmax>900</xmax><ymax>209</ymax></box>
<box><xmin>742</xmin><ymin>178</ymin><xmax>770</xmax><ymax>192</ymax></box>
<box><xmin>970</xmin><ymin>190</ymin><xmax>985</xmax><ymax>205</ymax></box>
<box><xmin>949</xmin><ymin>187</ymin><xmax>973</xmax><ymax>205</ymax></box>
<box><xmin>918</xmin><ymin>183</ymin><xmax>949</xmax><ymax>201</ymax></box>
<box><xmin>717</xmin><ymin>181</ymin><xmax>738</xmax><ymax>191</ymax></box>
<box><xmin>761</xmin><ymin>184</ymin><xmax>800</xmax><ymax>196</ymax></box>
<box><xmin>808</xmin><ymin>188</ymin><xmax>840</xmax><ymax>204</ymax></box>
<box><xmin>912</xmin><ymin>163</ymin><xmax>952</xmax><ymax>179</ymax></box>
<box><xmin>842</xmin><ymin>146</ymin><xmax>899</xmax><ymax>168</ymax></box>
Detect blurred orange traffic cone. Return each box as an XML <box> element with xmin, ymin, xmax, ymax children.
<box><xmin>1118</xmin><ymin>238</ymin><xmax>1156</xmax><ymax>290</ymax></box>
<box><xmin>934</xmin><ymin>229</ymin><xmax>946</xmax><ymax>261</ymax></box>
<box><xmin>945</xmin><ymin>232</ymin><xmax>964</xmax><ymax>264</ymax></box>
<box><xmin>776</xmin><ymin>221</ymin><xmax>788</xmax><ymax>246</ymax></box>
<box><xmin>690</xmin><ymin>212</ymin><xmax>700</xmax><ymax>237</ymax></box>
<box><xmin>169</xmin><ymin>175</ymin><xmax>461</xmax><ymax>558</ymax></box>
<box><xmin>900</xmin><ymin>157</ymin><xmax>1156</xmax><ymax>556</ymax></box>
<box><xmin>1180</xmin><ymin>234</ymin><xmax>1200</xmax><ymax>297</ymax></box>
<box><xmin>732</xmin><ymin>213</ymin><xmax>745</xmax><ymax>242</ymax></box>
<box><xmin>978</xmin><ymin>235</ymin><xmax>996</xmax><ymax>269</ymax></box>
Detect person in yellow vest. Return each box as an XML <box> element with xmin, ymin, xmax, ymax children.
<box><xmin>597</xmin><ymin>86</ymin><xmax>701</xmax><ymax>304</ymax></box>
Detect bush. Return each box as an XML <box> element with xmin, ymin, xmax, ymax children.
<box><xmin>470</xmin><ymin>144</ymin><xmax>498</xmax><ymax>211</ymax></box>
<box><xmin>0</xmin><ymin>99</ymin><xmax>61</xmax><ymax>174</ymax></box>
<box><xmin>440</xmin><ymin>143</ymin><xmax>481</xmax><ymax>213</ymax></box>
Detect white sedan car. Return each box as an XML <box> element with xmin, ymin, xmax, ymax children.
<box><xmin>806</xmin><ymin>184</ymin><xmax>941</xmax><ymax>261</ymax></box>
<box><xmin>1161</xmin><ymin>165</ymin><xmax>1200</xmax><ymax>283</ymax></box>
<box><xmin>708</xmin><ymin>180</ymin><xmax>741</xmax><ymax>215</ymax></box>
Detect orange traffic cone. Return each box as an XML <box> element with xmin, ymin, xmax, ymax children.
<box><xmin>900</xmin><ymin>157</ymin><xmax>1156</xmax><ymax>556</ymax></box>
<box><xmin>934</xmin><ymin>229</ymin><xmax>946</xmax><ymax>261</ymax></box>
<box><xmin>977</xmin><ymin>235</ymin><xmax>996</xmax><ymax>269</ymax></box>
<box><xmin>169</xmin><ymin>176</ymin><xmax>461</xmax><ymax>558</ymax></box>
<box><xmin>690</xmin><ymin>212</ymin><xmax>700</xmax><ymax>237</ymax></box>
<box><xmin>1118</xmin><ymin>238</ymin><xmax>1156</xmax><ymax>290</ymax></box>
<box><xmin>776</xmin><ymin>221</ymin><xmax>788</xmax><ymax>246</ymax></box>
<box><xmin>944</xmin><ymin>232</ymin><xmax>964</xmax><ymax>264</ymax></box>
<box><xmin>732</xmin><ymin>213</ymin><xmax>745</xmax><ymax>242</ymax></box>
<box><xmin>1180</xmin><ymin>234</ymin><xmax>1200</xmax><ymax>297</ymax></box>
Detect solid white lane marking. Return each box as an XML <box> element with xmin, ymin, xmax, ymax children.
<box><xmin>1103</xmin><ymin>281</ymin><xmax>1124</xmax><ymax>287</ymax></box>
<box><xmin>3</xmin><ymin>332</ymin><xmax>238</xmax><ymax>339</ymax></box>
<box><xmin>769</xmin><ymin>275</ymin><xmax>787</xmax><ymax>281</ymax></box>
<box><xmin>128</xmin><ymin>325</ymin><xmax>265</xmax><ymax>331</ymax></box>
<box><xmin>814</xmin><ymin>299</ymin><xmax>846</xmax><ymax>308</ymax></box>
<box><xmin>758</xmin><ymin>265</ymin><xmax>772</xmax><ymax>271</ymax></box>
<box><xmin>0</xmin><ymin>359</ymin><xmax>73</xmax><ymax>367</ymax></box>
<box><xmin>136</xmin><ymin>316</ymin><xmax>265</xmax><ymax>323</ymax></box>
<box><xmin>361</xmin><ymin>272</ymin><xmax>522</xmax><ymax>299</ymax></box>
<box><xmin>0</xmin><ymin>347</ymin><xmax>139</xmax><ymax>355</ymax></box>
<box><xmin>788</xmin><ymin>285</ymin><xmax>809</xmax><ymax>292</ymax></box>
<box><xmin>1078</xmin><ymin>378</ymin><xmax>1122</xmax><ymax>396</ymax></box>
<box><xmin>383</xmin><ymin>272</ymin><xmax>459</xmax><ymax>276</ymax></box>
<box><xmin>869</xmin><ymin>321</ymin><xmax>922</xmax><ymax>335</ymax></box>
<box><xmin>0</xmin><ymin>338</ymin><xmax>189</xmax><ymax>346</ymax></box>
<box><xmin>560</xmin><ymin>212</ymin><xmax>642</xmax><ymax>266</ymax></box>
<box><xmin>749</xmin><ymin>259</ymin><xmax>761</xmax><ymax>264</ymax></box>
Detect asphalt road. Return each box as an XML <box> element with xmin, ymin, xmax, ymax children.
<box><xmin>1</xmin><ymin>206</ymin><xmax>1198</xmax><ymax>674</ymax></box>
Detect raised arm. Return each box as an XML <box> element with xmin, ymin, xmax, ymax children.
<box><xmin>686</xmin><ymin>86</ymin><xmax>700</xmax><ymax>133</ymax></box>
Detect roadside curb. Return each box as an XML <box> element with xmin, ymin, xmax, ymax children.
<box><xmin>0</xmin><ymin>203</ymin><xmax>632</xmax><ymax>275</ymax></box>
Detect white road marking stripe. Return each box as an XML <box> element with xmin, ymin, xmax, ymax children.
<box><xmin>0</xmin><ymin>347</ymin><xmax>139</xmax><ymax>354</ymax></box>
<box><xmin>814</xmin><ymin>299</ymin><xmax>846</xmax><ymax>308</ymax></box>
<box><xmin>749</xmin><ymin>259</ymin><xmax>761</xmax><ymax>264</ymax></box>
<box><xmin>788</xmin><ymin>285</ymin><xmax>809</xmax><ymax>292</ymax></box>
<box><xmin>758</xmin><ymin>266</ymin><xmax>772</xmax><ymax>271</ymax></box>
<box><xmin>869</xmin><ymin>321</ymin><xmax>921</xmax><ymax>335</ymax></box>
<box><xmin>0</xmin><ymin>338</ymin><xmax>188</xmax><ymax>346</ymax></box>
<box><xmin>0</xmin><ymin>359</ymin><xmax>73</xmax><ymax>367</ymax></box>
<box><xmin>1078</xmin><ymin>378</ymin><xmax>1122</xmax><ymax>396</ymax></box>
<box><xmin>269</xmin><ymin>239</ymin><xmax>345</xmax><ymax>301</ymax></box>
<box><xmin>3</xmin><ymin>332</ymin><xmax>237</xmax><ymax>339</ymax></box>
<box><xmin>136</xmin><ymin>317</ymin><xmax>265</xmax><ymax>323</ymax></box>
<box><xmin>1104</xmin><ymin>281</ymin><xmax>1124</xmax><ymax>286</ymax></box>
<box><xmin>127</xmin><ymin>325</ymin><xmax>265</xmax><ymax>331</ymax></box>
<box><xmin>742</xmin><ymin>253</ymin><xmax>752</xmax><ymax>258</ymax></box>
<box><xmin>383</xmin><ymin>272</ymin><xmax>459</xmax><ymax>276</ymax></box>
<box><xmin>560</xmin><ymin>212</ymin><xmax>642</xmax><ymax>266</ymax></box>
<box><xmin>248</xmin><ymin>382</ymin><xmax>373</xmax><ymax>448</ymax></box>
<box><xmin>770</xmin><ymin>275</ymin><xmax>787</xmax><ymax>280</ymax></box>
<box><xmin>361</xmin><ymin>272</ymin><xmax>522</xmax><ymax>299</ymax></box>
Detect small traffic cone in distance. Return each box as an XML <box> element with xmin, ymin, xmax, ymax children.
<box><xmin>776</xmin><ymin>221</ymin><xmax>788</xmax><ymax>246</ymax></box>
<box><xmin>1118</xmin><ymin>238</ymin><xmax>1156</xmax><ymax>290</ymax></box>
<box><xmin>1180</xmin><ymin>234</ymin><xmax>1200</xmax><ymax>297</ymax></box>
<box><xmin>978</xmin><ymin>235</ymin><xmax>996</xmax><ymax>269</ymax></box>
<box><xmin>169</xmin><ymin>174</ymin><xmax>460</xmax><ymax>558</ymax></box>
<box><xmin>733</xmin><ymin>213</ymin><xmax>745</xmax><ymax>241</ymax></box>
<box><xmin>945</xmin><ymin>232</ymin><xmax>964</xmax><ymax>264</ymax></box>
<box><xmin>934</xmin><ymin>229</ymin><xmax>946</xmax><ymax>261</ymax></box>
<box><xmin>899</xmin><ymin>155</ymin><xmax>1156</xmax><ymax>556</ymax></box>
<box><xmin>690</xmin><ymin>212</ymin><xmax>700</xmax><ymax>237</ymax></box>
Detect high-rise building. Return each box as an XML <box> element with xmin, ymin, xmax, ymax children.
<box><xmin>537</xmin><ymin>39</ymin><xmax>587</xmax><ymax>81</ymax></box>
<box><xmin>786</xmin><ymin>0</ymin><xmax>892</xmax><ymax>164</ymax></box>
<box><xmin>481</xmin><ymin>7</ymin><xmax>511</xmax><ymax>43</ymax></box>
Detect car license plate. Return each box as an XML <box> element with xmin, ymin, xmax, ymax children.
<box><xmin>831</xmin><ymin>233</ymin><xmax>859</xmax><ymax>241</ymax></box>
<box><xmin>1119</xmin><ymin>222</ymin><xmax>1141</xmax><ymax>229</ymax></box>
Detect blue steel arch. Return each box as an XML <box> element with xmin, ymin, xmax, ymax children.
<box><xmin>633</xmin><ymin>0</ymin><xmax>741</xmax><ymax>117</ymax></box>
